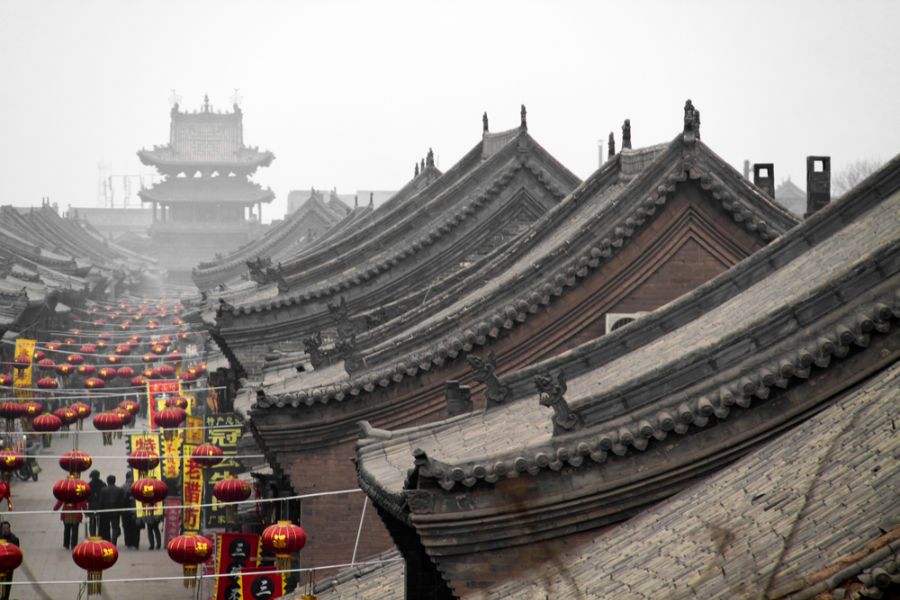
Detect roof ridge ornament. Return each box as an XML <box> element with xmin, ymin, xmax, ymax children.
<box><xmin>622</xmin><ymin>119</ymin><xmax>632</xmax><ymax>150</ymax></box>
<box><xmin>535</xmin><ymin>369</ymin><xmax>581</xmax><ymax>435</ymax></box>
<box><xmin>426</xmin><ymin>148</ymin><xmax>435</xmax><ymax>169</ymax></box>
<box><xmin>520</xmin><ymin>104</ymin><xmax>527</xmax><ymax>131</ymax></box>
<box><xmin>203</xmin><ymin>94</ymin><xmax>211</xmax><ymax>113</ymax></box>
<box><xmin>414</xmin><ymin>162</ymin><xmax>420</xmax><ymax>177</ymax></box>
<box><xmin>608</xmin><ymin>132</ymin><xmax>616</xmax><ymax>159</ymax></box>
<box><xmin>483</xmin><ymin>111</ymin><xmax>489</xmax><ymax>133</ymax></box>
<box><xmin>683</xmin><ymin>99</ymin><xmax>701</xmax><ymax>144</ymax></box>
<box><xmin>466</xmin><ymin>351</ymin><xmax>511</xmax><ymax>408</ymax></box>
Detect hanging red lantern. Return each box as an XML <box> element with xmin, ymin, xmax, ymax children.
<box><xmin>72</xmin><ymin>536</ymin><xmax>118</xmax><ymax>596</ymax></box>
<box><xmin>92</xmin><ymin>412</ymin><xmax>123</xmax><ymax>446</ymax></box>
<box><xmin>79</xmin><ymin>344</ymin><xmax>97</xmax><ymax>355</ymax></box>
<box><xmin>64</xmin><ymin>337</ymin><xmax>77</xmax><ymax>346</ymax></box>
<box><xmin>0</xmin><ymin>375</ymin><xmax>9</xmax><ymax>387</ymax></box>
<box><xmin>36</xmin><ymin>358</ymin><xmax>55</xmax><ymax>371</ymax></box>
<box><xmin>118</xmin><ymin>399</ymin><xmax>140</xmax><ymax>414</ymax></box>
<box><xmin>213</xmin><ymin>474</ymin><xmax>251</xmax><ymax>525</ymax></box>
<box><xmin>191</xmin><ymin>443</ymin><xmax>223</xmax><ymax>468</ymax></box>
<box><xmin>147</xmin><ymin>321</ymin><xmax>159</xmax><ymax>331</ymax></box>
<box><xmin>105</xmin><ymin>354</ymin><xmax>121</xmax><ymax>365</ymax></box>
<box><xmin>127</xmin><ymin>450</ymin><xmax>159</xmax><ymax>476</ymax></box>
<box><xmin>130</xmin><ymin>376</ymin><xmax>147</xmax><ymax>387</ymax></box>
<box><xmin>261</xmin><ymin>521</ymin><xmax>307</xmax><ymax>571</ymax></box>
<box><xmin>0</xmin><ymin>451</ymin><xmax>23</xmax><ymax>473</ymax></box>
<box><xmin>0</xmin><ymin>539</ymin><xmax>23</xmax><ymax>575</ymax></box>
<box><xmin>131</xmin><ymin>477</ymin><xmax>168</xmax><ymax>504</ymax></box>
<box><xmin>66</xmin><ymin>354</ymin><xmax>84</xmax><ymax>366</ymax></box>
<box><xmin>12</xmin><ymin>354</ymin><xmax>31</xmax><ymax>371</ymax></box>
<box><xmin>129</xmin><ymin>335</ymin><xmax>143</xmax><ymax>344</ymax></box>
<box><xmin>165</xmin><ymin>396</ymin><xmax>188</xmax><ymax>410</ymax></box>
<box><xmin>0</xmin><ymin>480</ymin><xmax>10</xmax><ymax>510</ymax></box>
<box><xmin>179</xmin><ymin>371</ymin><xmax>196</xmax><ymax>383</ymax></box>
<box><xmin>53</xmin><ymin>475</ymin><xmax>91</xmax><ymax>502</ymax></box>
<box><xmin>96</xmin><ymin>340</ymin><xmax>108</xmax><ymax>350</ymax></box>
<box><xmin>151</xmin><ymin>344</ymin><xmax>166</xmax><ymax>355</ymax></box>
<box><xmin>23</xmin><ymin>401</ymin><xmax>42</xmax><ymax>418</ymax></box>
<box><xmin>59</xmin><ymin>450</ymin><xmax>92</xmax><ymax>475</ymax></box>
<box><xmin>36</xmin><ymin>376</ymin><xmax>58</xmax><ymax>389</ymax></box>
<box><xmin>158</xmin><ymin>364</ymin><xmax>175</xmax><ymax>378</ymax></box>
<box><xmin>33</xmin><ymin>350</ymin><xmax>46</xmax><ymax>361</ymax></box>
<box><xmin>114</xmin><ymin>407</ymin><xmax>133</xmax><ymax>428</ymax></box>
<box><xmin>77</xmin><ymin>364</ymin><xmax>96</xmax><ymax>377</ymax></box>
<box><xmin>119</xmin><ymin>321</ymin><xmax>130</xmax><ymax>331</ymax></box>
<box><xmin>167</xmin><ymin>533</ymin><xmax>213</xmax><ymax>587</ymax></box>
<box><xmin>98</xmin><ymin>332</ymin><xmax>111</xmax><ymax>340</ymax></box>
<box><xmin>116</xmin><ymin>366</ymin><xmax>134</xmax><ymax>380</ymax></box>
<box><xmin>84</xmin><ymin>377</ymin><xmax>105</xmax><ymax>390</ymax></box>
<box><xmin>97</xmin><ymin>367</ymin><xmax>117</xmax><ymax>381</ymax></box>
<box><xmin>54</xmin><ymin>407</ymin><xmax>78</xmax><ymax>428</ymax></box>
<box><xmin>46</xmin><ymin>340</ymin><xmax>62</xmax><ymax>351</ymax></box>
<box><xmin>142</xmin><ymin>353</ymin><xmax>155</xmax><ymax>364</ymax></box>
<box><xmin>70</xmin><ymin>402</ymin><xmax>91</xmax><ymax>420</ymax></box>
<box><xmin>165</xmin><ymin>350</ymin><xmax>182</xmax><ymax>363</ymax></box>
<box><xmin>159</xmin><ymin>336</ymin><xmax>172</xmax><ymax>345</ymax></box>
<box><xmin>55</xmin><ymin>363</ymin><xmax>75</xmax><ymax>377</ymax></box>
<box><xmin>34</xmin><ymin>412</ymin><xmax>63</xmax><ymax>446</ymax></box>
<box><xmin>177</xmin><ymin>331</ymin><xmax>189</xmax><ymax>341</ymax></box>
<box><xmin>196</xmin><ymin>362</ymin><xmax>207</xmax><ymax>375</ymax></box>
<box><xmin>0</xmin><ymin>402</ymin><xmax>26</xmax><ymax>423</ymax></box>
<box><xmin>92</xmin><ymin>319</ymin><xmax>106</xmax><ymax>327</ymax></box>
<box><xmin>155</xmin><ymin>407</ymin><xmax>185</xmax><ymax>440</ymax></box>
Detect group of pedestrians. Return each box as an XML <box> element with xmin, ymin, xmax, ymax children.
<box><xmin>54</xmin><ymin>469</ymin><xmax>162</xmax><ymax>550</ymax></box>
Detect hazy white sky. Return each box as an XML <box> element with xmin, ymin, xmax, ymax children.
<box><xmin>1</xmin><ymin>0</ymin><xmax>897</xmax><ymax>222</ymax></box>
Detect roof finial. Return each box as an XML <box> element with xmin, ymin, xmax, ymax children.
<box><xmin>483</xmin><ymin>111</ymin><xmax>489</xmax><ymax>133</ymax></box>
<box><xmin>520</xmin><ymin>104</ymin><xmax>527</xmax><ymax>130</ymax></box>
<box><xmin>683</xmin><ymin>99</ymin><xmax>700</xmax><ymax>143</ymax></box>
<box><xmin>369</xmin><ymin>192</ymin><xmax>374</xmax><ymax>208</ymax></box>
<box><xmin>354</xmin><ymin>194</ymin><xmax>358</xmax><ymax>208</ymax></box>
<box><xmin>168</xmin><ymin>89</ymin><xmax>181</xmax><ymax>110</ymax></box>
<box><xmin>622</xmin><ymin>119</ymin><xmax>632</xmax><ymax>150</ymax></box>
<box><xmin>414</xmin><ymin>162</ymin><xmax>420</xmax><ymax>177</ymax></box>
<box><xmin>421</xmin><ymin>158</ymin><xmax>425</xmax><ymax>172</ymax></box>
<box><xmin>426</xmin><ymin>148</ymin><xmax>434</xmax><ymax>168</ymax></box>
<box><xmin>230</xmin><ymin>88</ymin><xmax>242</xmax><ymax>110</ymax></box>
<box><xmin>608</xmin><ymin>132</ymin><xmax>616</xmax><ymax>158</ymax></box>
<box><xmin>203</xmin><ymin>94</ymin><xmax>210</xmax><ymax>112</ymax></box>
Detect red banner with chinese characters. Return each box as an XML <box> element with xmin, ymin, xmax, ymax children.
<box><xmin>239</xmin><ymin>566</ymin><xmax>284</xmax><ymax>600</ymax></box>
<box><xmin>163</xmin><ymin>497</ymin><xmax>182</xmax><ymax>546</ymax></box>
<box><xmin>214</xmin><ymin>533</ymin><xmax>260</xmax><ymax>600</ymax></box>
<box><xmin>146</xmin><ymin>379</ymin><xmax>181</xmax><ymax>429</ymax></box>
<box><xmin>182</xmin><ymin>444</ymin><xmax>203</xmax><ymax>531</ymax></box>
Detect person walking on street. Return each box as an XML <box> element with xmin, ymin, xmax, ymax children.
<box><xmin>53</xmin><ymin>498</ymin><xmax>87</xmax><ymax>549</ymax></box>
<box><xmin>0</xmin><ymin>522</ymin><xmax>19</xmax><ymax>600</ymax></box>
<box><xmin>87</xmin><ymin>470</ymin><xmax>105</xmax><ymax>536</ymax></box>
<box><xmin>121</xmin><ymin>471</ymin><xmax>140</xmax><ymax>549</ymax></box>
<box><xmin>99</xmin><ymin>475</ymin><xmax>123</xmax><ymax>543</ymax></box>
<box><xmin>143</xmin><ymin>512</ymin><xmax>162</xmax><ymax>550</ymax></box>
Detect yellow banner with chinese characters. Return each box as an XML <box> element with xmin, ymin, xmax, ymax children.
<box><xmin>162</xmin><ymin>433</ymin><xmax>183</xmax><ymax>479</ymax></box>
<box><xmin>12</xmin><ymin>338</ymin><xmax>35</xmax><ymax>399</ymax></box>
<box><xmin>129</xmin><ymin>433</ymin><xmax>163</xmax><ymax>517</ymax></box>
<box><xmin>185</xmin><ymin>415</ymin><xmax>203</xmax><ymax>446</ymax></box>
<box><xmin>182</xmin><ymin>444</ymin><xmax>203</xmax><ymax>531</ymax></box>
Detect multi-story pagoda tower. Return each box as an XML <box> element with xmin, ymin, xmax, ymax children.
<box><xmin>138</xmin><ymin>94</ymin><xmax>274</xmax><ymax>283</ymax></box>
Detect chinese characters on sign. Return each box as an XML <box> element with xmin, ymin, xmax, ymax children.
<box><xmin>204</xmin><ymin>414</ymin><xmax>244</xmax><ymax>529</ymax></box>
<box><xmin>128</xmin><ymin>434</ymin><xmax>163</xmax><ymax>519</ymax></box>
<box><xmin>214</xmin><ymin>533</ymin><xmax>260</xmax><ymax>600</ymax></box>
<box><xmin>182</xmin><ymin>444</ymin><xmax>203</xmax><ymax>531</ymax></box>
<box><xmin>12</xmin><ymin>338</ymin><xmax>35</xmax><ymax>400</ymax></box>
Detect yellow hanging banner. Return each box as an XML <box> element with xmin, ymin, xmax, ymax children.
<box><xmin>12</xmin><ymin>338</ymin><xmax>35</xmax><ymax>400</ymax></box>
<box><xmin>128</xmin><ymin>433</ymin><xmax>163</xmax><ymax>518</ymax></box>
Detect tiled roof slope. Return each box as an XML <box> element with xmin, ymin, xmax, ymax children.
<box><xmin>191</xmin><ymin>191</ymin><xmax>345</xmax><ymax>289</ymax></box>
<box><xmin>259</xmin><ymin>128</ymin><xmax>799</xmax><ymax>407</ymax></box>
<box><xmin>481</xmin><ymin>361</ymin><xmax>900</xmax><ymax>599</ymax></box>
<box><xmin>282</xmin><ymin>551</ymin><xmax>404</xmax><ymax>600</ymax></box>
<box><xmin>353</xmin><ymin>150</ymin><xmax>900</xmax><ymax>520</ymax></box>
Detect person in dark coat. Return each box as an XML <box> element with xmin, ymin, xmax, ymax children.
<box><xmin>98</xmin><ymin>475</ymin><xmax>124</xmax><ymax>543</ymax></box>
<box><xmin>87</xmin><ymin>470</ymin><xmax>105</xmax><ymax>536</ymax></box>
<box><xmin>0</xmin><ymin>522</ymin><xmax>19</xmax><ymax>600</ymax></box>
<box><xmin>121</xmin><ymin>471</ymin><xmax>140</xmax><ymax>549</ymax></box>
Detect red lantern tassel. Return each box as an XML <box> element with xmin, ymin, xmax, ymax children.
<box><xmin>102</xmin><ymin>433</ymin><xmax>112</xmax><ymax>446</ymax></box>
<box><xmin>41</xmin><ymin>433</ymin><xmax>51</xmax><ymax>448</ymax></box>
<box><xmin>276</xmin><ymin>553</ymin><xmax>290</xmax><ymax>573</ymax></box>
<box><xmin>88</xmin><ymin>570</ymin><xmax>102</xmax><ymax>596</ymax></box>
<box><xmin>183</xmin><ymin>565</ymin><xmax>197</xmax><ymax>588</ymax></box>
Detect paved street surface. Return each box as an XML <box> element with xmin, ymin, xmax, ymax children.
<box><xmin>3</xmin><ymin>417</ymin><xmax>212</xmax><ymax>600</ymax></box>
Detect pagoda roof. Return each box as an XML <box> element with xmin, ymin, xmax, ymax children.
<box><xmin>137</xmin><ymin>146</ymin><xmax>274</xmax><ymax>171</ymax></box>
<box><xmin>775</xmin><ymin>177</ymin><xmax>806</xmax><ymax>216</ymax></box>
<box><xmin>255</xmin><ymin>126</ymin><xmax>799</xmax><ymax>408</ymax></box>
<box><xmin>352</xmin><ymin>150</ymin><xmax>900</xmax><ymax>536</ymax></box>
<box><xmin>139</xmin><ymin>176</ymin><xmax>275</xmax><ymax>205</ymax></box>
<box><xmin>191</xmin><ymin>190</ymin><xmax>345</xmax><ymax>289</ymax></box>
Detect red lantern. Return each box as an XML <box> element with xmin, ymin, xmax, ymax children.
<box><xmin>151</xmin><ymin>344</ymin><xmax>166</xmax><ymax>355</ymax></box>
<box><xmin>158</xmin><ymin>364</ymin><xmax>175</xmax><ymax>378</ymax></box>
<box><xmin>179</xmin><ymin>370</ymin><xmax>196</xmax><ymax>383</ymax></box>
<box><xmin>84</xmin><ymin>377</ymin><xmax>105</xmax><ymax>390</ymax></box>
<box><xmin>23</xmin><ymin>401</ymin><xmax>42</xmax><ymax>418</ymax></box>
<box><xmin>77</xmin><ymin>364</ymin><xmax>96</xmax><ymax>377</ymax></box>
<box><xmin>165</xmin><ymin>396</ymin><xmax>188</xmax><ymax>410</ymax></box>
<box><xmin>127</xmin><ymin>450</ymin><xmax>159</xmax><ymax>476</ymax></box>
<box><xmin>72</xmin><ymin>536</ymin><xmax>118</xmax><ymax>596</ymax></box>
<box><xmin>46</xmin><ymin>340</ymin><xmax>62</xmax><ymax>351</ymax></box>
<box><xmin>33</xmin><ymin>413</ymin><xmax>62</xmax><ymax>433</ymax></box>
<box><xmin>96</xmin><ymin>340</ymin><xmax>108</xmax><ymax>350</ymax></box>
<box><xmin>93</xmin><ymin>319</ymin><xmax>106</xmax><ymax>327</ymax></box>
<box><xmin>54</xmin><ymin>407</ymin><xmax>78</xmax><ymax>427</ymax></box>
<box><xmin>105</xmin><ymin>355</ymin><xmax>121</xmax><ymax>365</ymax></box>
<box><xmin>114</xmin><ymin>344</ymin><xmax>132</xmax><ymax>356</ymax></box>
<box><xmin>196</xmin><ymin>362</ymin><xmax>207</xmax><ymax>375</ymax></box>
<box><xmin>66</xmin><ymin>354</ymin><xmax>84</xmax><ymax>366</ymax></box>
<box><xmin>131</xmin><ymin>478</ymin><xmax>167</xmax><ymax>504</ymax></box>
<box><xmin>116</xmin><ymin>366</ymin><xmax>134</xmax><ymax>380</ymax></box>
<box><xmin>130</xmin><ymin>376</ymin><xmax>147</xmax><ymax>387</ymax></box>
<box><xmin>98</xmin><ymin>332</ymin><xmax>111</xmax><ymax>340</ymax></box>
<box><xmin>142</xmin><ymin>353</ymin><xmax>155</xmax><ymax>364</ymax></box>
<box><xmin>97</xmin><ymin>367</ymin><xmax>117</xmax><ymax>381</ymax></box>
<box><xmin>70</xmin><ymin>402</ymin><xmax>91</xmax><ymax>420</ymax></box>
<box><xmin>155</xmin><ymin>407</ymin><xmax>185</xmax><ymax>440</ymax></box>
<box><xmin>261</xmin><ymin>521</ymin><xmax>307</xmax><ymax>570</ymax></box>
<box><xmin>33</xmin><ymin>350</ymin><xmax>46</xmax><ymax>361</ymax></box>
<box><xmin>0</xmin><ymin>480</ymin><xmax>10</xmax><ymax>510</ymax></box>
<box><xmin>12</xmin><ymin>354</ymin><xmax>30</xmax><ymax>371</ymax></box>
<box><xmin>213</xmin><ymin>475</ymin><xmax>251</xmax><ymax>525</ymax></box>
<box><xmin>59</xmin><ymin>450</ymin><xmax>92</xmax><ymax>474</ymax></box>
<box><xmin>55</xmin><ymin>363</ymin><xmax>75</xmax><ymax>377</ymax></box>
<box><xmin>167</xmin><ymin>533</ymin><xmax>213</xmax><ymax>587</ymax></box>
<box><xmin>92</xmin><ymin>412</ymin><xmax>123</xmax><ymax>446</ymax></box>
<box><xmin>0</xmin><ymin>539</ymin><xmax>23</xmax><ymax>575</ymax></box>
<box><xmin>36</xmin><ymin>358</ymin><xmax>56</xmax><ymax>371</ymax></box>
<box><xmin>0</xmin><ymin>402</ymin><xmax>25</xmax><ymax>421</ymax></box>
<box><xmin>191</xmin><ymin>443</ymin><xmax>223</xmax><ymax>468</ymax></box>
<box><xmin>0</xmin><ymin>451</ymin><xmax>23</xmax><ymax>473</ymax></box>
<box><xmin>79</xmin><ymin>344</ymin><xmax>97</xmax><ymax>355</ymax></box>
<box><xmin>118</xmin><ymin>399</ymin><xmax>139</xmax><ymax>414</ymax></box>
<box><xmin>165</xmin><ymin>350</ymin><xmax>182</xmax><ymax>363</ymax></box>
<box><xmin>119</xmin><ymin>321</ymin><xmax>130</xmax><ymax>331</ymax></box>
<box><xmin>36</xmin><ymin>376</ymin><xmax>58</xmax><ymax>389</ymax></box>
<box><xmin>0</xmin><ymin>374</ymin><xmax>9</xmax><ymax>387</ymax></box>
<box><xmin>114</xmin><ymin>407</ymin><xmax>133</xmax><ymax>428</ymax></box>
